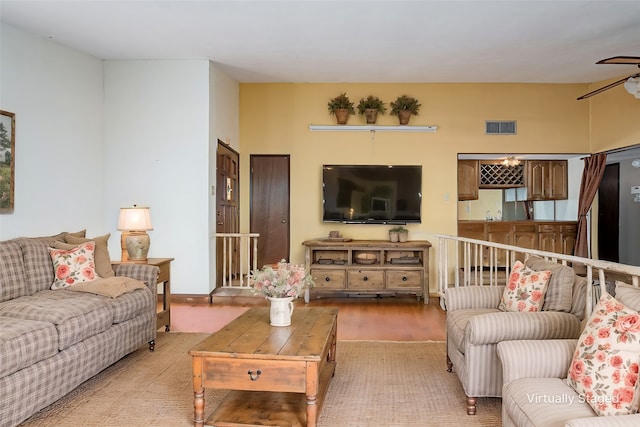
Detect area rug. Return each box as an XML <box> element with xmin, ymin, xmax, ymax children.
<box><xmin>19</xmin><ymin>333</ymin><xmax>501</xmax><ymax>427</ymax></box>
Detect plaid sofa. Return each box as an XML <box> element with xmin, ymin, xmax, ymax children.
<box><xmin>0</xmin><ymin>233</ymin><xmax>158</xmax><ymax>427</ymax></box>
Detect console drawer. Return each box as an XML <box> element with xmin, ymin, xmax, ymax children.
<box><xmin>347</xmin><ymin>270</ymin><xmax>384</xmax><ymax>290</ymax></box>
<box><xmin>386</xmin><ymin>270</ymin><xmax>422</xmax><ymax>289</ymax></box>
<box><xmin>310</xmin><ymin>269</ymin><xmax>346</xmax><ymax>289</ymax></box>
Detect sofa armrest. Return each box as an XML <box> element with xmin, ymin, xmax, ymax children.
<box><xmin>566</xmin><ymin>414</ymin><xmax>640</xmax><ymax>427</ymax></box>
<box><xmin>497</xmin><ymin>339</ymin><xmax>577</xmax><ymax>384</ymax></box>
<box><xmin>467</xmin><ymin>311</ymin><xmax>581</xmax><ymax>345</ymax></box>
<box><xmin>445</xmin><ymin>286</ymin><xmax>504</xmax><ymax>311</ymax></box>
<box><xmin>114</xmin><ymin>263</ymin><xmax>159</xmax><ymax>292</ymax></box>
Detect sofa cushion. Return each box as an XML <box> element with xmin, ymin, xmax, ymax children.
<box><xmin>615</xmin><ymin>282</ymin><xmax>640</xmax><ymax>312</ymax></box>
<box><xmin>567</xmin><ymin>292</ymin><xmax>640</xmax><ymax>416</ymax></box>
<box><xmin>525</xmin><ymin>256</ymin><xmax>576</xmax><ymax>313</ymax></box>
<box><xmin>63</xmin><ymin>233</ymin><xmax>115</xmax><ymax>278</ymax></box>
<box><xmin>48</xmin><ymin>241</ymin><xmax>99</xmax><ymax>289</ymax></box>
<box><xmin>569</xmin><ymin>275</ymin><xmax>588</xmax><ymax>321</ymax></box>
<box><xmin>503</xmin><ymin>377</ymin><xmax>596</xmax><ymax>427</ymax></box>
<box><xmin>11</xmin><ymin>231</ymin><xmax>87</xmax><ymax>295</ymax></box>
<box><xmin>0</xmin><ymin>241</ymin><xmax>28</xmax><ymax>303</ymax></box>
<box><xmin>499</xmin><ymin>261</ymin><xmax>551</xmax><ymax>312</ymax></box>
<box><xmin>446</xmin><ymin>308</ymin><xmax>500</xmax><ymax>354</ymax></box>
<box><xmin>106</xmin><ymin>287</ymin><xmax>154</xmax><ymax>323</ymax></box>
<box><xmin>16</xmin><ymin>236</ymin><xmax>66</xmax><ymax>294</ymax></box>
<box><xmin>0</xmin><ymin>292</ymin><xmax>114</xmax><ymax>350</ymax></box>
<box><xmin>0</xmin><ymin>316</ymin><xmax>58</xmax><ymax>378</ymax></box>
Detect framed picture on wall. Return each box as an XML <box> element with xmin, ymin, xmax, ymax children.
<box><xmin>0</xmin><ymin>110</ymin><xmax>15</xmax><ymax>213</ymax></box>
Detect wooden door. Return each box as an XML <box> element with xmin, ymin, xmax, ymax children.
<box><xmin>537</xmin><ymin>224</ymin><xmax>558</xmax><ymax>253</ymax></box>
<box><xmin>216</xmin><ymin>142</ymin><xmax>240</xmax><ymax>284</ymax></box>
<box><xmin>457</xmin><ymin>160</ymin><xmax>479</xmax><ymax>201</ymax></box>
<box><xmin>487</xmin><ymin>222</ymin><xmax>511</xmax><ymax>266</ymax></box>
<box><xmin>250</xmin><ymin>155</ymin><xmax>290</xmax><ymax>267</ymax></box>
<box><xmin>526</xmin><ymin>161</ymin><xmax>546</xmax><ymax>200</ymax></box>
<box><xmin>598</xmin><ymin>163</ymin><xmax>619</xmax><ymax>262</ymax></box>
<box><xmin>560</xmin><ymin>225</ymin><xmax>577</xmax><ymax>255</ymax></box>
<box><xmin>548</xmin><ymin>161</ymin><xmax>568</xmax><ymax>200</ymax></box>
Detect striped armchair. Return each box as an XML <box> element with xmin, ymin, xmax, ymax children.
<box><xmin>444</xmin><ymin>258</ymin><xmax>587</xmax><ymax>415</ymax></box>
<box><xmin>498</xmin><ymin>340</ymin><xmax>640</xmax><ymax>426</ymax></box>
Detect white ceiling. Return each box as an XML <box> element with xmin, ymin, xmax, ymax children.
<box><xmin>1</xmin><ymin>0</ymin><xmax>640</xmax><ymax>85</ymax></box>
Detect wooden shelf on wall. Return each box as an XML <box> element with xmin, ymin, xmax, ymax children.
<box><xmin>309</xmin><ymin>125</ymin><xmax>437</xmax><ymax>132</ymax></box>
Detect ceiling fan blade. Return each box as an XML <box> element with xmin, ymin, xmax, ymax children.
<box><xmin>596</xmin><ymin>56</ymin><xmax>640</xmax><ymax>65</ymax></box>
<box><xmin>577</xmin><ymin>73</ymin><xmax>639</xmax><ymax>100</ymax></box>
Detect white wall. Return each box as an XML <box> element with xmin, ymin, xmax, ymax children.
<box><xmin>208</xmin><ymin>64</ymin><xmax>240</xmax><ymax>290</ymax></box>
<box><xmin>103</xmin><ymin>60</ymin><xmax>212</xmax><ymax>295</ymax></box>
<box><xmin>619</xmin><ymin>158</ymin><xmax>640</xmax><ymax>265</ymax></box>
<box><xmin>0</xmin><ymin>23</ymin><xmax>105</xmax><ymax>239</ymax></box>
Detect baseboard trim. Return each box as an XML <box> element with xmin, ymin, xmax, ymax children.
<box><xmin>159</xmin><ymin>294</ymin><xmax>211</xmax><ymax>304</ymax></box>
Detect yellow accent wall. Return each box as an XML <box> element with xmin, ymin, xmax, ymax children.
<box><xmin>588</xmin><ymin>75</ymin><xmax>640</xmax><ymax>153</ymax></box>
<box><xmin>239</xmin><ymin>83</ymin><xmax>596</xmax><ymax>293</ymax></box>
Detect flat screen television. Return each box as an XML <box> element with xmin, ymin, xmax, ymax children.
<box><xmin>322</xmin><ymin>165</ymin><xmax>422</xmax><ymax>224</ymax></box>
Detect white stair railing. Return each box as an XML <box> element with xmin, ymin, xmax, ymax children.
<box><xmin>435</xmin><ymin>233</ymin><xmax>640</xmax><ymax>314</ymax></box>
<box><xmin>216</xmin><ymin>233</ymin><xmax>260</xmax><ymax>288</ymax></box>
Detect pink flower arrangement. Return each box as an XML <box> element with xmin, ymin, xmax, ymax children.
<box><xmin>249</xmin><ymin>259</ymin><xmax>314</xmax><ymax>299</ymax></box>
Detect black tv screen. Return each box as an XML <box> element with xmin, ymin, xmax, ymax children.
<box><xmin>322</xmin><ymin>165</ymin><xmax>422</xmax><ymax>224</ymax></box>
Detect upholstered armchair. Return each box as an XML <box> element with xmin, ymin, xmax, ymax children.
<box><xmin>444</xmin><ymin>257</ymin><xmax>587</xmax><ymax>415</ymax></box>
<box><xmin>498</xmin><ymin>340</ymin><xmax>640</xmax><ymax>427</ymax></box>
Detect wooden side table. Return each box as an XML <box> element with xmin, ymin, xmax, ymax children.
<box><xmin>114</xmin><ymin>257</ymin><xmax>174</xmax><ymax>332</ymax></box>
<box><xmin>145</xmin><ymin>258</ymin><xmax>174</xmax><ymax>332</ymax></box>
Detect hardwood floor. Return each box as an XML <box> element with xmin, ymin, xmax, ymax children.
<box><xmin>167</xmin><ymin>294</ymin><xmax>446</xmax><ymax>341</ymax></box>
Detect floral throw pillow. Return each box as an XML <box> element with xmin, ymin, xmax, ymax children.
<box><xmin>566</xmin><ymin>292</ymin><xmax>640</xmax><ymax>416</ymax></box>
<box><xmin>49</xmin><ymin>241</ymin><xmax>100</xmax><ymax>289</ymax></box>
<box><xmin>498</xmin><ymin>260</ymin><xmax>551</xmax><ymax>312</ymax></box>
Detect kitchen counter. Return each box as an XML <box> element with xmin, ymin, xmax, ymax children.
<box><xmin>458</xmin><ymin>220</ymin><xmax>578</xmax><ymax>255</ymax></box>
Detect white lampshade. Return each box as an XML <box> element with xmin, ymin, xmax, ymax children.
<box><xmin>623</xmin><ymin>76</ymin><xmax>640</xmax><ymax>99</ymax></box>
<box><xmin>117</xmin><ymin>206</ymin><xmax>153</xmax><ymax>231</ymax></box>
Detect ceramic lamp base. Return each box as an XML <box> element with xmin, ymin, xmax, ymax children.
<box><xmin>122</xmin><ymin>231</ymin><xmax>150</xmax><ymax>262</ymax></box>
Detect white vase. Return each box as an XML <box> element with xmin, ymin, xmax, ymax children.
<box><xmin>268</xmin><ymin>297</ymin><xmax>294</xmax><ymax>326</ymax></box>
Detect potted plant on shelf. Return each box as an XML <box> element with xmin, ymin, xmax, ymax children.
<box><xmin>390</xmin><ymin>95</ymin><xmax>421</xmax><ymax>125</ymax></box>
<box><xmin>357</xmin><ymin>95</ymin><xmax>387</xmax><ymax>124</ymax></box>
<box><xmin>389</xmin><ymin>226</ymin><xmax>409</xmax><ymax>243</ymax></box>
<box><xmin>327</xmin><ymin>92</ymin><xmax>355</xmax><ymax>125</ymax></box>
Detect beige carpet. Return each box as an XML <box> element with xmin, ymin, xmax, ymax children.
<box><xmin>19</xmin><ymin>333</ymin><xmax>501</xmax><ymax>427</ymax></box>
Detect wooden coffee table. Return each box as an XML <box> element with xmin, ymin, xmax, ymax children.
<box><xmin>189</xmin><ymin>307</ymin><xmax>338</xmax><ymax>427</ymax></box>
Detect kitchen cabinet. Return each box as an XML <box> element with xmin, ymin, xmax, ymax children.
<box><xmin>526</xmin><ymin>160</ymin><xmax>568</xmax><ymax>200</ymax></box>
<box><xmin>458</xmin><ymin>221</ymin><xmax>578</xmax><ymax>266</ymax></box>
<box><xmin>458</xmin><ymin>160</ymin><xmax>479</xmax><ymax>200</ymax></box>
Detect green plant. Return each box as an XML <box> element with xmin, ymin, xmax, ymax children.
<box><xmin>390</xmin><ymin>226</ymin><xmax>408</xmax><ymax>233</ymax></box>
<box><xmin>390</xmin><ymin>95</ymin><xmax>421</xmax><ymax>116</ymax></box>
<box><xmin>357</xmin><ymin>95</ymin><xmax>387</xmax><ymax>115</ymax></box>
<box><xmin>327</xmin><ymin>92</ymin><xmax>355</xmax><ymax>115</ymax></box>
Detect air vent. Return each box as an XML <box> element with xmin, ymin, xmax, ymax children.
<box><xmin>485</xmin><ymin>120</ymin><xmax>517</xmax><ymax>135</ymax></box>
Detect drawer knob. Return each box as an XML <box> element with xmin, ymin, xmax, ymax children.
<box><xmin>363</xmin><ymin>276</ymin><xmax>368</xmax><ymax>281</ymax></box>
<box><xmin>402</xmin><ymin>276</ymin><xmax>408</xmax><ymax>281</ymax></box>
<box><xmin>324</xmin><ymin>277</ymin><xmax>331</xmax><ymax>282</ymax></box>
<box><xmin>248</xmin><ymin>369</ymin><xmax>262</xmax><ymax>381</ymax></box>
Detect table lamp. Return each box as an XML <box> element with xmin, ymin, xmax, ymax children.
<box><xmin>117</xmin><ymin>205</ymin><xmax>153</xmax><ymax>262</ymax></box>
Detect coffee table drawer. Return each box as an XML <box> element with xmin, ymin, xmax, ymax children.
<box><xmin>202</xmin><ymin>358</ymin><xmax>307</xmax><ymax>392</ymax></box>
